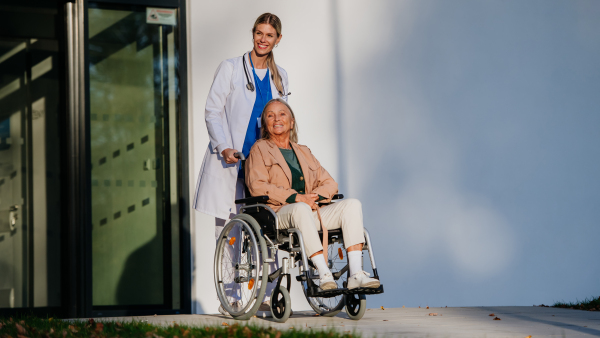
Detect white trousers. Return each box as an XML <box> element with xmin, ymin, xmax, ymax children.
<box><xmin>215</xmin><ymin>179</ymin><xmax>279</xmax><ymax>303</ymax></box>
<box><xmin>276</xmin><ymin>198</ymin><xmax>366</xmax><ymax>257</ymax></box>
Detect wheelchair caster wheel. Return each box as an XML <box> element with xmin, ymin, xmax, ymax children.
<box><xmin>345</xmin><ymin>293</ymin><xmax>366</xmax><ymax>320</ymax></box>
<box><xmin>270</xmin><ymin>286</ymin><xmax>291</xmax><ymax>323</ymax></box>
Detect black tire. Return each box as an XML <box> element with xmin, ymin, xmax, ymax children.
<box><xmin>270</xmin><ymin>286</ymin><xmax>291</xmax><ymax>323</ymax></box>
<box><xmin>345</xmin><ymin>293</ymin><xmax>366</xmax><ymax>320</ymax></box>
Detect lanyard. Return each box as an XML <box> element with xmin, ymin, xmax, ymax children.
<box><xmin>249</xmin><ymin>55</ymin><xmax>269</xmax><ymax>105</ymax></box>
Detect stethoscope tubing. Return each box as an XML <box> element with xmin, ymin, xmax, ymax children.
<box><xmin>242</xmin><ymin>52</ymin><xmax>289</xmax><ymax>97</ymax></box>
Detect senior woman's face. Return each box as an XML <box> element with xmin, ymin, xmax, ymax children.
<box><xmin>265</xmin><ymin>101</ymin><xmax>293</xmax><ymax>137</ymax></box>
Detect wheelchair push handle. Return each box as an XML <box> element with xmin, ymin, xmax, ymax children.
<box><xmin>234</xmin><ymin>152</ymin><xmax>246</xmax><ymax>161</ymax></box>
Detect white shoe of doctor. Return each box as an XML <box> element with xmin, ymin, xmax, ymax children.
<box><xmin>347</xmin><ymin>271</ymin><xmax>380</xmax><ymax>289</ymax></box>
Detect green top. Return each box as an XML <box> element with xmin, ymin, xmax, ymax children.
<box><xmin>279</xmin><ymin>147</ymin><xmax>324</xmax><ymax>204</ymax></box>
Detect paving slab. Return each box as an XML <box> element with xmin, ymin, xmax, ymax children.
<box><xmin>92</xmin><ymin>306</ymin><xmax>600</xmax><ymax>337</ymax></box>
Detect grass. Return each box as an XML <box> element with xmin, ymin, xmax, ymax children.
<box><xmin>553</xmin><ymin>296</ymin><xmax>600</xmax><ymax>311</ymax></box>
<box><xmin>0</xmin><ymin>316</ymin><xmax>358</xmax><ymax>338</ymax></box>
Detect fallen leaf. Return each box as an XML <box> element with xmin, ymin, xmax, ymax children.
<box><xmin>19</xmin><ymin>321</ymin><xmax>25</xmax><ymax>325</ymax></box>
<box><xmin>428</xmin><ymin>313</ymin><xmax>438</xmax><ymax>316</ymax></box>
<box><xmin>489</xmin><ymin>313</ymin><xmax>495</xmax><ymax>316</ymax></box>
<box><xmin>69</xmin><ymin>325</ymin><xmax>78</xmax><ymax>333</ymax></box>
<box><xmin>95</xmin><ymin>322</ymin><xmax>104</xmax><ymax>333</ymax></box>
<box><xmin>275</xmin><ymin>332</ymin><xmax>282</xmax><ymax>338</ymax></box>
<box><xmin>493</xmin><ymin>317</ymin><xmax>501</xmax><ymax>321</ymax></box>
<box><xmin>146</xmin><ymin>332</ymin><xmax>153</xmax><ymax>337</ymax></box>
<box><xmin>0</xmin><ymin>323</ymin><xmax>3</xmax><ymax>329</ymax></box>
<box><xmin>221</xmin><ymin>322</ymin><xmax>229</xmax><ymax>326</ymax></box>
<box><xmin>116</xmin><ymin>322</ymin><xmax>123</xmax><ymax>328</ymax></box>
<box><xmin>381</xmin><ymin>306</ymin><xmax>385</xmax><ymax>310</ymax></box>
<box><xmin>16</xmin><ymin>323</ymin><xmax>27</xmax><ymax>335</ymax></box>
<box><xmin>182</xmin><ymin>329</ymin><xmax>190</xmax><ymax>337</ymax></box>
<box><xmin>49</xmin><ymin>329</ymin><xmax>54</xmax><ymax>334</ymax></box>
<box><xmin>62</xmin><ymin>330</ymin><xmax>67</xmax><ymax>338</ymax></box>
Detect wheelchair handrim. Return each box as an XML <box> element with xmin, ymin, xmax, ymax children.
<box><xmin>214</xmin><ymin>219</ymin><xmax>260</xmax><ymax>317</ymax></box>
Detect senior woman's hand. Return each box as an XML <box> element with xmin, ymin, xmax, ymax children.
<box><xmin>295</xmin><ymin>193</ymin><xmax>319</xmax><ymax>210</ymax></box>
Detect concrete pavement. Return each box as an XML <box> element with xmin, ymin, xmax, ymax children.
<box><xmin>97</xmin><ymin>306</ymin><xmax>600</xmax><ymax>337</ymax></box>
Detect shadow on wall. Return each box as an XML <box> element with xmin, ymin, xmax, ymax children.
<box><xmin>336</xmin><ymin>0</ymin><xmax>600</xmax><ymax>307</ymax></box>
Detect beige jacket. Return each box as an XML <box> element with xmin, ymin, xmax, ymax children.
<box><xmin>245</xmin><ymin>139</ymin><xmax>338</xmax><ymax>212</ymax></box>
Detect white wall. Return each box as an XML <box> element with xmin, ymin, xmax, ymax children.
<box><xmin>188</xmin><ymin>0</ymin><xmax>600</xmax><ymax>313</ymax></box>
<box><xmin>187</xmin><ymin>1</ymin><xmax>340</xmax><ymax>314</ymax></box>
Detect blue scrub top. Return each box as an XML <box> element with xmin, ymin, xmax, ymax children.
<box><xmin>239</xmin><ymin>57</ymin><xmax>272</xmax><ymax>178</ymax></box>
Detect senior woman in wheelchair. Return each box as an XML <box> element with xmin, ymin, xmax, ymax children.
<box><xmin>245</xmin><ymin>98</ymin><xmax>380</xmax><ymax>290</ymax></box>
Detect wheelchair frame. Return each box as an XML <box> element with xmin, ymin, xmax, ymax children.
<box><xmin>215</xmin><ymin>193</ymin><xmax>384</xmax><ymax>322</ymax></box>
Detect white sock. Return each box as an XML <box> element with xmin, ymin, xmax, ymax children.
<box><xmin>348</xmin><ymin>250</ymin><xmax>363</xmax><ymax>276</ymax></box>
<box><xmin>311</xmin><ymin>254</ymin><xmax>331</xmax><ymax>276</ymax></box>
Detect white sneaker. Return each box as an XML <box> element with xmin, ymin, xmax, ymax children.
<box><xmin>319</xmin><ymin>272</ymin><xmax>337</xmax><ymax>290</ymax></box>
<box><xmin>347</xmin><ymin>271</ymin><xmax>380</xmax><ymax>289</ymax></box>
<box><xmin>218</xmin><ymin>300</ymin><xmax>241</xmax><ymax>316</ymax></box>
<box><xmin>256</xmin><ymin>301</ymin><xmax>272</xmax><ymax>318</ymax></box>
<box><xmin>218</xmin><ymin>304</ymin><xmax>230</xmax><ymax>316</ymax></box>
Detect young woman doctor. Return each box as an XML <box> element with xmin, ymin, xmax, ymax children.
<box><xmin>192</xmin><ymin>13</ymin><xmax>289</xmax><ymax>316</ymax></box>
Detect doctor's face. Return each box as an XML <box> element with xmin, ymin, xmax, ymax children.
<box><xmin>253</xmin><ymin>23</ymin><xmax>282</xmax><ymax>57</ymax></box>
<box><xmin>264</xmin><ymin>101</ymin><xmax>293</xmax><ymax>138</ymax></box>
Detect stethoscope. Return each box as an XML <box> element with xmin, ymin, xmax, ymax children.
<box><xmin>242</xmin><ymin>52</ymin><xmax>290</xmax><ymax>98</ymax></box>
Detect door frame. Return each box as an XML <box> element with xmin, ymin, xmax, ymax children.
<box><xmin>72</xmin><ymin>0</ymin><xmax>191</xmax><ymax>318</ymax></box>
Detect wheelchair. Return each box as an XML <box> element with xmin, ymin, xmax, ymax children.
<box><xmin>213</xmin><ymin>193</ymin><xmax>384</xmax><ymax>323</ymax></box>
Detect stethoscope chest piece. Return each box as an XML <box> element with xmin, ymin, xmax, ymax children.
<box><xmin>246</xmin><ymin>83</ymin><xmax>255</xmax><ymax>92</ymax></box>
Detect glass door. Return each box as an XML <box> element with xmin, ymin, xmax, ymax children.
<box><xmin>87</xmin><ymin>3</ymin><xmax>180</xmax><ymax>311</ymax></box>
<box><xmin>0</xmin><ymin>35</ymin><xmax>63</xmax><ymax>309</ymax></box>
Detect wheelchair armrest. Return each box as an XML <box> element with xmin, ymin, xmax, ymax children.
<box><xmin>332</xmin><ymin>194</ymin><xmax>344</xmax><ymax>200</ymax></box>
<box><xmin>235</xmin><ymin>195</ymin><xmax>269</xmax><ymax>205</ymax></box>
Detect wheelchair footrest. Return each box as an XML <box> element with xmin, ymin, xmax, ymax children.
<box><xmin>307</xmin><ymin>285</ymin><xmax>384</xmax><ymax>298</ymax></box>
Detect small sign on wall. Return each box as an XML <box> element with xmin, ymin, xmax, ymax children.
<box><xmin>146</xmin><ymin>8</ymin><xmax>177</xmax><ymax>25</ymax></box>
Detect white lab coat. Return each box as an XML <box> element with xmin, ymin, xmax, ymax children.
<box><xmin>193</xmin><ymin>53</ymin><xmax>289</xmax><ymax>219</ymax></box>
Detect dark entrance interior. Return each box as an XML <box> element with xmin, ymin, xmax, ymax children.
<box><xmin>0</xmin><ymin>0</ymin><xmax>190</xmax><ymax>318</ymax></box>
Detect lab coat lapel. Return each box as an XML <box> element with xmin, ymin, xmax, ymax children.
<box><xmin>266</xmin><ymin>140</ymin><xmax>293</xmax><ymax>186</ymax></box>
<box><xmin>291</xmin><ymin>142</ymin><xmax>312</xmax><ymax>193</ymax></box>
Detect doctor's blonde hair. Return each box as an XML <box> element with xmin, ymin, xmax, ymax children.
<box><xmin>253</xmin><ymin>13</ymin><xmax>284</xmax><ymax>96</ymax></box>
<box><xmin>261</xmin><ymin>98</ymin><xmax>298</xmax><ymax>143</ymax></box>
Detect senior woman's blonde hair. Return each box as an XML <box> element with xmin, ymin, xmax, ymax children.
<box><xmin>260</xmin><ymin>98</ymin><xmax>298</xmax><ymax>143</ymax></box>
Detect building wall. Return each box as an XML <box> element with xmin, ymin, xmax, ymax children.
<box><xmin>188</xmin><ymin>0</ymin><xmax>600</xmax><ymax>313</ymax></box>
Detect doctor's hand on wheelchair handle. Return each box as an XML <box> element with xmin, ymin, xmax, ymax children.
<box><xmin>221</xmin><ymin>148</ymin><xmax>242</xmax><ymax>164</ymax></box>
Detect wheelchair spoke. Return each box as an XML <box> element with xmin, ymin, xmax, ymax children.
<box><xmin>304</xmin><ymin>239</ymin><xmax>346</xmax><ymax>315</ymax></box>
<box><xmin>215</xmin><ymin>220</ymin><xmax>261</xmax><ymax>316</ymax></box>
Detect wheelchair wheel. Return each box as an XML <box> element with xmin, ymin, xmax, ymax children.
<box><xmin>345</xmin><ymin>293</ymin><xmax>366</xmax><ymax>320</ymax></box>
<box><xmin>302</xmin><ymin>239</ymin><xmax>346</xmax><ymax>317</ymax></box>
<box><xmin>270</xmin><ymin>286</ymin><xmax>291</xmax><ymax>323</ymax></box>
<box><xmin>214</xmin><ymin>216</ymin><xmax>267</xmax><ymax>320</ymax></box>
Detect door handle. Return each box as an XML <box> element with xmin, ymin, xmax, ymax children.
<box><xmin>9</xmin><ymin>205</ymin><xmax>18</xmax><ymax>232</ymax></box>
